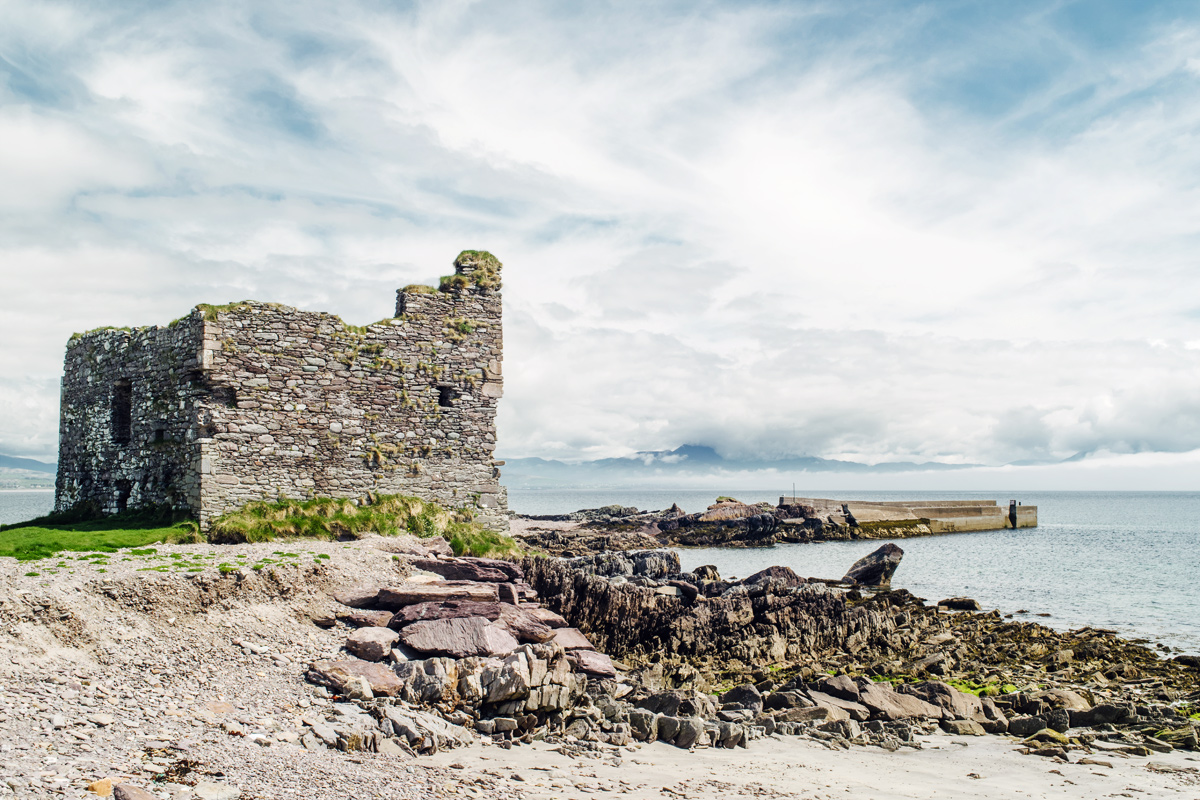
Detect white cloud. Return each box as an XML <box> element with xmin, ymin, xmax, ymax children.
<box><xmin>2</xmin><ymin>0</ymin><xmax>1200</xmax><ymax>488</ymax></box>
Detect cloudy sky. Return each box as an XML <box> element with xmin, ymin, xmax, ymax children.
<box><xmin>4</xmin><ymin>0</ymin><xmax>1200</xmax><ymax>486</ymax></box>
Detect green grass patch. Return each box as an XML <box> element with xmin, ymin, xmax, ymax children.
<box><xmin>207</xmin><ymin>493</ymin><xmax>520</xmax><ymax>558</ymax></box>
<box><xmin>0</xmin><ymin>507</ymin><xmax>201</xmax><ymax>562</ymax></box>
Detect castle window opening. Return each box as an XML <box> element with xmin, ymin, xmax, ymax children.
<box><xmin>438</xmin><ymin>386</ymin><xmax>457</xmax><ymax>408</ymax></box>
<box><xmin>154</xmin><ymin>428</ymin><xmax>166</xmax><ymax>444</ymax></box>
<box><xmin>111</xmin><ymin>379</ymin><xmax>132</xmax><ymax>444</ymax></box>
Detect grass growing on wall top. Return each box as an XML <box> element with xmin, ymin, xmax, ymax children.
<box><xmin>208</xmin><ymin>494</ymin><xmax>520</xmax><ymax>558</ymax></box>
<box><xmin>0</xmin><ymin>507</ymin><xmax>202</xmax><ymax>561</ymax></box>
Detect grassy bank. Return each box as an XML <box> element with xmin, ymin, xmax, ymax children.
<box><xmin>209</xmin><ymin>494</ymin><xmax>519</xmax><ymax>558</ymax></box>
<box><xmin>0</xmin><ymin>507</ymin><xmax>200</xmax><ymax>561</ymax></box>
<box><xmin>0</xmin><ymin>494</ymin><xmax>519</xmax><ymax>562</ymax></box>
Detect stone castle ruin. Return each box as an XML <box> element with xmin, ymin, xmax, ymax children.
<box><xmin>54</xmin><ymin>251</ymin><xmax>508</xmax><ymax>530</ymax></box>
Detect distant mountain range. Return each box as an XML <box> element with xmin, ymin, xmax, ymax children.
<box><xmin>0</xmin><ymin>454</ymin><xmax>56</xmax><ymax>474</ymax></box>
<box><xmin>499</xmin><ymin>445</ymin><xmax>977</xmax><ymax>488</ymax></box>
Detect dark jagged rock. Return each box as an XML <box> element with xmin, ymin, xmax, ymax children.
<box><xmin>842</xmin><ymin>543</ymin><xmax>904</xmax><ymax>587</ymax></box>
<box><xmin>411</xmin><ymin>557</ymin><xmax>524</xmax><ymax>583</ymax></box>
<box><xmin>562</xmin><ymin>550</ymin><xmax>681</xmax><ymax>580</ymax></box>
<box><xmin>938</xmin><ymin>597</ymin><xmax>982</xmax><ymax>611</ymax></box>
<box><xmin>657</xmin><ymin>502</ymin><xmax>780</xmax><ymax>547</ymax></box>
<box><xmin>743</xmin><ymin>565</ymin><xmax>806</xmax><ymax>589</ymax></box>
<box><xmin>720</xmin><ymin>684</ymin><xmax>763</xmax><ymax>714</ymax></box>
<box><xmin>524</xmin><ymin>553</ymin><xmax>898</xmax><ymax>665</ymax></box>
<box><xmin>511</xmin><ymin>526</ymin><xmax>662</xmax><ymax>557</ymax></box>
<box><xmin>636</xmin><ymin>690</ymin><xmax>717</xmax><ymax>719</ymax></box>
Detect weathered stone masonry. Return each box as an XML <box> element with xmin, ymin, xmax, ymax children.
<box><xmin>55</xmin><ymin>253</ymin><xmax>508</xmax><ymax>530</ymax></box>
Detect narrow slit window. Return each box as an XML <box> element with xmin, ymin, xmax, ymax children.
<box><xmin>154</xmin><ymin>428</ymin><xmax>166</xmax><ymax>444</ymax></box>
<box><xmin>111</xmin><ymin>380</ymin><xmax>132</xmax><ymax>444</ymax></box>
<box><xmin>115</xmin><ymin>480</ymin><xmax>132</xmax><ymax>513</ymax></box>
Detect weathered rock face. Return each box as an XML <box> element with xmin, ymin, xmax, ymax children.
<box><xmin>54</xmin><ymin>251</ymin><xmax>508</xmax><ymax>529</ymax></box>
<box><xmin>523</xmin><ymin>554</ymin><xmax>898</xmax><ymax>665</ymax></box>
<box><xmin>842</xmin><ymin>543</ymin><xmax>904</xmax><ymax>586</ymax></box>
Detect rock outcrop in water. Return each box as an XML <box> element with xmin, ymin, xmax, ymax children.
<box><xmin>842</xmin><ymin>543</ymin><xmax>904</xmax><ymax>587</ymax></box>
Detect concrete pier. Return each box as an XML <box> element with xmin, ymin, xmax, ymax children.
<box><xmin>779</xmin><ymin>497</ymin><xmax>1037</xmax><ymax>533</ymax></box>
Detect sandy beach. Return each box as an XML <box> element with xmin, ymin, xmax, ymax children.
<box><xmin>425</xmin><ymin>733</ymin><xmax>1200</xmax><ymax>800</ymax></box>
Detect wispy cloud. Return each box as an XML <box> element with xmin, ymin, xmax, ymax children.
<box><xmin>3</xmin><ymin>0</ymin><xmax>1200</xmax><ymax>484</ymax></box>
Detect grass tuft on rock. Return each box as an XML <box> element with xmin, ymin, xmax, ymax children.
<box><xmin>208</xmin><ymin>494</ymin><xmax>519</xmax><ymax>557</ymax></box>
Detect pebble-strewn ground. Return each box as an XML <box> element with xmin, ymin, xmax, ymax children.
<box><xmin>0</xmin><ymin>536</ymin><xmax>530</xmax><ymax>799</ymax></box>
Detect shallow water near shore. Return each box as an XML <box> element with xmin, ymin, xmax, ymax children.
<box><xmin>510</xmin><ymin>489</ymin><xmax>1200</xmax><ymax>655</ymax></box>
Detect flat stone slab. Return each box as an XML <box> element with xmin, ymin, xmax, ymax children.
<box><xmin>567</xmin><ymin>649</ymin><xmax>616</xmax><ymax>678</ymax></box>
<box><xmin>333</xmin><ymin>587</ymin><xmax>380</xmax><ymax>609</ymax></box>
<box><xmin>857</xmin><ymin>682</ymin><xmax>944</xmax><ymax>721</ymax></box>
<box><xmin>390</xmin><ymin>601</ymin><xmax>554</xmax><ymax>643</ymax></box>
<box><xmin>806</xmin><ymin>689</ymin><xmax>870</xmax><ymax>721</ymax></box>
<box><xmin>338</xmin><ymin>609</ymin><xmax>394</xmax><ymax>628</ymax></box>
<box><xmin>377</xmin><ymin>582</ymin><xmax>499</xmax><ymax>609</ymax></box>
<box><xmin>305</xmin><ymin>659</ymin><xmax>404</xmax><ymax>697</ymax></box>
<box><xmin>552</xmin><ymin>627</ymin><xmax>595</xmax><ymax>651</ymax></box>
<box><xmin>398</xmin><ymin>616</ymin><xmax>519</xmax><ymax>658</ymax></box>
<box><xmin>523</xmin><ymin>607</ymin><xmax>568</xmax><ymax>629</ymax></box>
<box><xmin>411</xmin><ymin>557</ymin><xmax>524</xmax><ymax>583</ymax></box>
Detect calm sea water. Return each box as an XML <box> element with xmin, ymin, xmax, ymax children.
<box><xmin>4</xmin><ymin>488</ymin><xmax>1197</xmax><ymax>653</ymax></box>
<box><xmin>0</xmin><ymin>490</ymin><xmax>53</xmax><ymax>526</ymax></box>
<box><xmin>508</xmin><ymin>489</ymin><xmax>1200</xmax><ymax>654</ymax></box>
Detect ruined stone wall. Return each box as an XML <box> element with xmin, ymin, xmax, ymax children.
<box><xmin>56</xmin><ymin>254</ymin><xmax>508</xmax><ymax>529</ymax></box>
<box><xmin>55</xmin><ymin>320</ymin><xmax>206</xmax><ymax>516</ymax></box>
<box><xmin>194</xmin><ymin>281</ymin><xmax>506</xmax><ymax>529</ymax></box>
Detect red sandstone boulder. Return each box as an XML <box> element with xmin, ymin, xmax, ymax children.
<box><xmin>552</xmin><ymin>628</ymin><xmax>595</xmax><ymax>651</ymax></box>
<box><xmin>524</xmin><ymin>607</ymin><xmax>568</xmax><ymax>629</ymax></box>
<box><xmin>568</xmin><ymin>649</ymin><xmax>616</xmax><ymax>678</ymax></box>
<box><xmin>338</xmin><ymin>609</ymin><xmax>394</xmax><ymax>628</ymax></box>
<box><xmin>333</xmin><ymin>587</ymin><xmax>380</xmax><ymax>609</ymax></box>
<box><xmin>346</xmin><ymin>627</ymin><xmax>400</xmax><ymax>661</ymax></box>
<box><xmin>398</xmin><ymin>616</ymin><xmax>519</xmax><ymax>658</ymax></box>
<box><xmin>377</xmin><ymin>582</ymin><xmax>499</xmax><ymax>609</ymax></box>
<box><xmin>411</xmin><ymin>557</ymin><xmax>523</xmax><ymax>583</ymax></box>
<box><xmin>390</xmin><ymin>601</ymin><xmax>554</xmax><ymax>643</ymax></box>
<box><xmin>306</xmin><ymin>659</ymin><xmax>404</xmax><ymax>696</ymax></box>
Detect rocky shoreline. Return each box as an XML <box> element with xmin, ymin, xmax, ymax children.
<box><xmin>514</xmin><ymin>499</ymin><xmax>956</xmax><ymax>554</ymax></box>
<box><xmin>1</xmin><ymin>524</ymin><xmax>1198</xmax><ymax>799</ymax></box>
